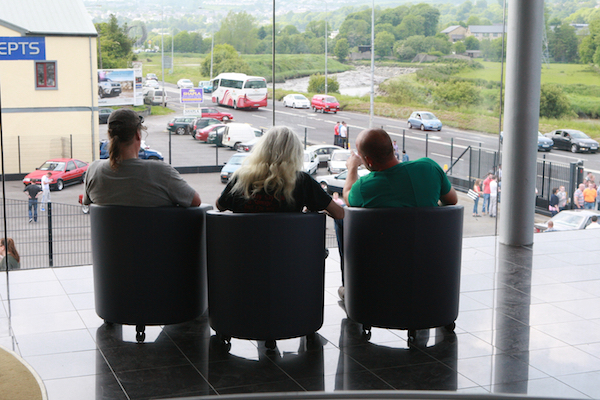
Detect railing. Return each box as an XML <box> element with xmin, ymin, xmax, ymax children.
<box><xmin>0</xmin><ymin>199</ymin><xmax>91</xmax><ymax>270</ymax></box>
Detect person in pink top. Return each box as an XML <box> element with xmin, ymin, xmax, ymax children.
<box><xmin>481</xmin><ymin>172</ymin><xmax>492</xmax><ymax>215</ymax></box>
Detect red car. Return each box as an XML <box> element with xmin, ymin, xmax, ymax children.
<box><xmin>200</xmin><ymin>107</ymin><xmax>233</xmax><ymax>122</ymax></box>
<box><xmin>195</xmin><ymin>124</ymin><xmax>227</xmax><ymax>142</ymax></box>
<box><xmin>23</xmin><ymin>158</ymin><xmax>88</xmax><ymax>191</ymax></box>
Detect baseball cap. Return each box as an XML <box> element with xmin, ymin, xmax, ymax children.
<box><xmin>107</xmin><ymin>108</ymin><xmax>144</xmax><ymax>128</ymax></box>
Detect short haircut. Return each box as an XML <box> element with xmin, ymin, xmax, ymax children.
<box><xmin>593</xmin><ymin>215</ymin><xmax>598</xmax><ymax>222</ymax></box>
<box><xmin>359</xmin><ymin>129</ymin><xmax>394</xmax><ymax>164</ymax></box>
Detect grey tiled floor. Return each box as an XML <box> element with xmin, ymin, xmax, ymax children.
<box><xmin>2</xmin><ymin>229</ymin><xmax>600</xmax><ymax>399</ymax></box>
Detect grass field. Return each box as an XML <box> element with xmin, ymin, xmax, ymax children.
<box><xmin>455</xmin><ymin>61</ymin><xmax>600</xmax><ymax>86</ymax></box>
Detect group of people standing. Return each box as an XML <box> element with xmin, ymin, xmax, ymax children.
<box><xmin>472</xmin><ymin>171</ymin><xmax>500</xmax><ymax>217</ymax></box>
<box><xmin>571</xmin><ymin>172</ymin><xmax>600</xmax><ymax>211</ymax></box>
<box><xmin>333</xmin><ymin>121</ymin><xmax>348</xmax><ymax>149</ymax></box>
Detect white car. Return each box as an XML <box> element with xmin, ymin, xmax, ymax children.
<box><xmin>328</xmin><ymin>149</ymin><xmax>352</xmax><ymax>174</ymax></box>
<box><xmin>282</xmin><ymin>94</ymin><xmax>310</xmax><ymax>109</ymax></box>
<box><xmin>303</xmin><ymin>150</ymin><xmax>318</xmax><ymax>175</ymax></box>
<box><xmin>177</xmin><ymin>79</ymin><xmax>194</xmax><ymax>89</ymax></box>
<box><xmin>144</xmin><ymin>80</ymin><xmax>160</xmax><ymax>89</ymax></box>
<box><xmin>306</xmin><ymin>144</ymin><xmax>343</xmax><ymax>163</ymax></box>
<box><xmin>534</xmin><ymin>209</ymin><xmax>600</xmax><ymax>232</ymax></box>
<box><xmin>221</xmin><ymin>123</ymin><xmax>263</xmax><ymax>150</ymax></box>
<box><xmin>319</xmin><ymin>169</ymin><xmax>370</xmax><ymax>194</ymax></box>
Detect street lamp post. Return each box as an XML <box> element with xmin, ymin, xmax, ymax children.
<box><xmin>161</xmin><ymin>7</ymin><xmax>166</xmax><ymax>107</ymax></box>
<box><xmin>210</xmin><ymin>34</ymin><xmax>214</xmax><ymax>80</ymax></box>
<box><xmin>369</xmin><ymin>0</ymin><xmax>375</xmax><ymax>128</ymax></box>
<box><xmin>324</xmin><ymin>1</ymin><xmax>328</xmax><ymax>95</ymax></box>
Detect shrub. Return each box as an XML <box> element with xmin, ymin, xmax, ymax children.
<box><xmin>308</xmin><ymin>74</ymin><xmax>340</xmax><ymax>93</ymax></box>
<box><xmin>434</xmin><ymin>80</ymin><xmax>481</xmax><ymax>107</ymax></box>
<box><xmin>539</xmin><ymin>84</ymin><xmax>577</xmax><ymax>119</ymax></box>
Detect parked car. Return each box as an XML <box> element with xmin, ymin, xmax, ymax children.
<box><xmin>220</xmin><ymin>153</ymin><xmax>251</xmax><ymax>183</ymax></box>
<box><xmin>198</xmin><ymin>81</ymin><xmax>213</xmax><ymax>93</ymax></box>
<box><xmin>534</xmin><ymin>209</ymin><xmax>600</xmax><ymax>232</ymax></box>
<box><xmin>207</xmin><ymin>125</ymin><xmax>228</xmax><ymax>146</ymax></box>
<box><xmin>99</xmin><ymin>108</ymin><xmax>113</xmax><ymax>124</ymax></box>
<box><xmin>318</xmin><ymin>169</ymin><xmax>370</xmax><ymax>194</ymax></box>
<box><xmin>221</xmin><ymin>123</ymin><xmax>263</xmax><ymax>150</ymax></box>
<box><xmin>23</xmin><ymin>158</ymin><xmax>88</xmax><ymax>191</ymax></box>
<box><xmin>177</xmin><ymin>78</ymin><xmax>194</xmax><ymax>89</ymax></box>
<box><xmin>98</xmin><ymin>77</ymin><xmax>121</xmax><ymax>98</ymax></box>
<box><xmin>328</xmin><ymin>149</ymin><xmax>352</xmax><ymax>174</ymax></box>
<box><xmin>283</xmin><ymin>94</ymin><xmax>310</xmax><ymax>109</ymax></box>
<box><xmin>311</xmin><ymin>94</ymin><xmax>339</xmax><ymax>113</ymax></box>
<box><xmin>545</xmin><ymin>129</ymin><xmax>599</xmax><ymax>153</ymax></box>
<box><xmin>303</xmin><ymin>150</ymin><xmax>319</xmax><ymax>175</ymax></box>
<box><xmin>500</xmin><ymin>131</ymin><xmax>554</xmax><ymax>152</ymax></box>
<box><xmin>144</xmin><ymin>80</ymin><xmax>160</xmax><ymax>89</ymax></box>
<box><xmin>199</xmin><ymin>107</ymin><xmax>233</xmax><ymax>122</ymax></box>
<box><xmin>146</xmin><ymin>73</ymin><xmax>158</xmax><ymax>81</ymax></box>
<box><xmin>407</xmin><ymin>111</ymin><xmax>442</xmax><ymax>131</ymax></box>
<box><xmin>99</xmin><ymin>140</ymin><xmax>164</xmax><ymax>161</ymax></box>
<box><xmin>195</xmin><ymin>123</ymin><xmax>226</xmax><ymax>142</ymax></box>
<box><xmin>237</xmin><ymin>137</ymin><xmax>261</xmax><ymax>152</ymax></box>
<box><xmin>167</xmin><ymin>116</ymin><xmax>196</xmax><ymax>135</ymax></box>
<box><xmin>306</xmin><ymin>144</ymin><xmax>343</xmax><ymax>163</ymax></box>
<box><xmin>144</xmin><ymin>88</ymin><xmax>167</xmax><ymax>106</ymax></box>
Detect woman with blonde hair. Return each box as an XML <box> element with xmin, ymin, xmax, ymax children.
<box><xmin>217</xmin><ymin>126</ymin><xmax>344</xmax><ymax>219</ymax></box>
<box><xmin>0</xmin><ymin>237</ymin><xmax>20</xmax><ymax>270</ymax></box>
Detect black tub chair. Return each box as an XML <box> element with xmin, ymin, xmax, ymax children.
<box><xmin>343</xmin><ymin>205</ymin><xmax>463</xmax><ymax>341</ymax></box>
<box><xmin>206</xmin><ymin>211</ymin><xmax>326</xmax><ymax>349</ymax></box>
<box><xmin>90</xmin><ymin>204</ymin><xmax>212</xmax><ymax>342</ymax></box>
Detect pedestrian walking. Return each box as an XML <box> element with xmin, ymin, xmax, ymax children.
<box><xmin>471</xmin><ymin>179</ymin><xmax>482</xmax><ymax>217</ymax></box>
<box><xmin>402</xmin><ymin>150</ymin><xmax>409</xmax><ymax>162</ymax></box>
<box><xmin>41</xmin><ymin>171</ymin><xmax>52</xmax><ymax>211</ymax></box>
<box><xmin>334</xmin><ymin>122</ymin><xmax>340</xmax><ymax>147</ymax></box>
<box><xmin>339</xmin><ymin>122</ymin><xmax>348</xmax><ymax>149</ymax></box>
<box><xmin>23</xmin><ymin>182</ymin><xmax>42</xmax><ymax>222</ymax></box>
<box><xmin>393</xmin><ymin>140</ymin><xmax>399</xmax><ymax>160</ymax></box>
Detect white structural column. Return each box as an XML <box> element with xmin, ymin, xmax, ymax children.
<box><xmin>499</xmin><ymin>0</ymin><xmax>544</xmax><ymax>246</ymax></box>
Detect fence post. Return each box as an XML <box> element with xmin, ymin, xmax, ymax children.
<box><xmin>47</xmin><ymin>202</ymin><xmax>53</xmax><ymax>267</ymax></box>
<box><xmin>541</xmin><ymin>154</ymin><xmax>547</xmax><ymax>198</ymax></box>
<box><xmin>469</xmin><ymin>147</ymin><xmax>473</xmax><ymax>186</ymax></box>
<box><xmin>478</xmin><ymin>143</ymin><xmax>482</xmax><ymax>179</ymax></box>
<box><xmin>304</xmin><ymin>127</ymin><xmax>307</xmax><ymax>149</ymax></box>
<box><xmin>547</xmin><ymin>159</ymin><xmax>552</xmax><ymax>201</ymax></box>
<box><xmin>402</xmin><ymin>129</ymin><xmax>405</xmax><ymax>151</ymax></box>
<box><xmin>169</xmin><ymin>131</ymin><xmax>172</xmax><ymax>165</ymax></box>
<box><xmin>18</xmin><ymin>136</ymin><xmax>21</xmax><ymax>174</ymax></box>
<box><xmin>450</xmin><ymin>138</ymin><xmax>454</xmax><ymax>176</ymax></box>
<box><xmin>70</xmin><ymin>134</ymin><xmax>73</xmax><ymax>159</ymax></box>
<box><xmin>569</xmin><ymin>161</ymin><xmax>581</xmax><ymax>209</ymax></box>
<box><xmin>425</xmin><ymin>133</ymin><xmax>429</xmax><ymax>157</ymax></box>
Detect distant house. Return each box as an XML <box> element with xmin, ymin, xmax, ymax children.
<box><xmin>467</xmin><ymin>25</ymin><xmax>505</xmax><ymax>40</ymax></box>
<box><xmin>441</xmin><ymin>25</ymin><xmax>467</xmax><ymax>42</ymax></box>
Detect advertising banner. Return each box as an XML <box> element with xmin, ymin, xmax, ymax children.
<box><xmin>98</xmin><ymin>69</ymin><xmax>143</xmax><ymax>106</ymax></box>
<box><xmin>180</xmin><ymin>88</ymin><xmax>204</xmax><ymax>103</ymax></box>
<box><xmin>0</xmin><ymin>37</ymin><xmax>45</xmax><ymax>60</ymax></box>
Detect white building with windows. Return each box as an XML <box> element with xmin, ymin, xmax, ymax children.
<box><xmin>0</xmin><ymin>0</ymin><xmax>98</xmax><ymax>175</ymax></box>
<box><xmin>467</xmin><ymin>25</ymin><xmax>505</xmax><ymax>40</ymax></box>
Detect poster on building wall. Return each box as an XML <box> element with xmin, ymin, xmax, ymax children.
<box><xmin>98</xmin><ymin>69</ymin><xmax>142</xmax><ymax>106</ymax></box>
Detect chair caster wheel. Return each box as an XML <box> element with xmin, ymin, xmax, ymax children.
<box><xmin>444</xmin><ymin>322</ymin><xmax>456</xmax><ymax>332</ymax></box>
<box><xmin>362</xmin><ymin>325</ymin><xmax>371</xmax><ymax>339</ymax></box>
<box><xmin>136</xmin><ymin>324</ymin><xmax>146</xmax><ymax>343</ymax></box>
<box><xmin>265</xmin><ymin>340</ymin><xmax>276</xmax><ymax>350</ymax></box>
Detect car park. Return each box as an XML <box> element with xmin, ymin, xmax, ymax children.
<box><xmin>306</xmin><ymin>144</ymin><xmax>343</xmax><ymax>163</ymax></box>
<box><xmin>534</xmin><ymin>209</ymin><xmax>600</xmax><ymax>232</ymax></box>
<box><xmin>199</xmin><ymin>81</ymin><xmax>213</xmax><ymax>93</ymax></box>
<box><xmin>208</xmin><ymin>125</ymin><xmax>227</xmax><ymax>146</ymax></box>
<box><xmin>237</xmin><ymin>137</ymin><xmax>261</xmax><ymax>152</ymax></box>
<box><xmin>177</xmin><ymin>78</ymin><xmax>194</xmax><ymax>89</ymax></box>
<box><xmin>545</xmin><ymin>129</ymin><xmax>599</xmax><ymax>153</ymax></box>
<box><xmin>311</xmin><ymin>94</ymin><xmax>339</xmax><ymax>113</ymax></box>
<box><xmin>144</xmin><ymin>89</ymin><xmax>167</xmax><ymax>106</ymax></box>
<box><xmin>283</xmin><ymin>94</ymin><xmax>310</xmax><ymax>109</ymax></box>
<box><xmin>221</xmin><ymin>123</ymin><xmax>263</xmax><ymax>150</ymax></box>
<box><xmin>23</xmin><ymin>158</ymin><xmax>88</xmax><ymax>191</ymax></box>
<box><xmin>167</xmin><ymin>117</ymin><xmax>196</xmax><ymax>135</ymax></box>
<box><xmin>99</xmin><ymin>108</ymin><xmax>112</xmax><ymax>124</ymax></box>
<box><xmin>99</xmin><ymin>140</ymin><xmax>164</xmax><ymax>161</ymax></box>
<box><xmin>318</xmin><ymin>169</ymin><xmax>370</xmax><ymax>194</ymax></box>
<box><xmin>407</xmin><ymin>111</ymin><xmax>442</xmax><ymax>131</ymax></box>
<box><xmin>328</xmin><ymin>149</ymin><xmax>352</xmax><ymax>174</ymax></box>
<box><xmin>303</xmin><ymin>150</ymin><xmax>319</xmax><ymax>175</ymax></box>
<box><xmin>195</xmin><ymin>123</ymin><xmax>226</xmax><ymax>142</ymax></box>
<box><xmin>199</xmin><ymin>107</ymin><xmax>233</xmax><ymax>122</ymax></box>
<box><xmin>500</xmin><ymin>131</ymin><xmax>554</xmax><ymax>151</ymax></box>
<box><xmin>220</xmin><ymin>153</ymin><xmax>250</xmax><ymax>183</ymax></box>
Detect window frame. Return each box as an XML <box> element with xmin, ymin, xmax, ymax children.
<box><xmin>35</xmin><ymin>60</ymin><xmax>58</xmax><ymax>90</ymax></box>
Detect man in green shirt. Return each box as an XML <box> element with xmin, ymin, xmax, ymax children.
<box><xmin>343</xmin><ymin>128</ymin><xmax>457</xmax><ymax>207</ymax></box>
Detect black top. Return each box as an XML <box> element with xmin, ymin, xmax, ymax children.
<box><xmin>24</xmin><ymin>184</ymin><xmax>42</xmax><ymax>198</ymax></box>
<box><xmin>218</xmin><ymin>172</ymin><xmax>332</xmax><ymax>213</ymax></box>
<box><xmin>550</xmin><ymin>193</ymin><xmax>559</xmax><ymax>207</ymax></box>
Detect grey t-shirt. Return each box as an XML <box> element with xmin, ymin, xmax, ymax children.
<box><xmin>83</xmin><ymin>159</ymin><xmax>196</xmax><ymax>207</ymax></box>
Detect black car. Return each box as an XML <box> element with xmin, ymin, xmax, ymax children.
<box><xmin>167</xmin><ymin>117</ymin><xmax>196</xmax><ymax>135</ymax></box>
<box><xmin>545</xmin><ymin>129</ymin><xmax>599</xmax><ymax>153</ymax></box>
<box><xmin>99</xmin><ymin>108</ymin><xmax>113</xmax><ymax>124</ymax></box>
<box><xmin>190</xmin><ymin>118</ymin><xmax>221</xmax><ymax>140</ymax></box>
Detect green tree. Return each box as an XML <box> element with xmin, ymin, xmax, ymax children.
<box><xmin>548</xmin><ymin>23</ymin><xmax>579</xmax><ymax>63</ymax></box>
<box><xmin>454</xmin><ymin>41</ymin><xmax>467</xmax><ymax>54</ymax></box>
<box><xmin>395</xmin><ymin>14</ymin><xmax>425</xmax><ymax>40</ymax></box>
<box><xmin>410</xmin><ymin>3</ymin><xmax>441</xmax><ymax>37</ymax></box>
<box><xmin>95</xmin><ymin>14</ymin><xmax>134</xmax><ymax>69</ymax></box>
<box><xmin>375</xmin><ymin>31</ymin><xmax>396</xmax><ymax>57</ymax></box>
<box><xmin>334</xmin><ymin>38</ymin><xmax>349</xmax><ymax>62</ymax></box>
<box><xmin>308</xmin><ymin>74</ymin><xmax>339</xmax><ymax>93</ymax></box>
<box><xmin>338</xmin><ymin>18</ymin><xmax>371</xmax><ymax>47</ymax></box>
<box><xmin>579</xmin><ymin>18</ymin><xmax>600</xmax><ymax>64</ymax></box>
<box><xmin>202</xmin><ymin>44</ymin><xmax>252</xmax><ymax>76</ymax></box>
<box><xmin>394</xmin><ymin>43</ymin><xmax>417</xmax><ymax>61</ymax></box>
<box><xmin>464</xmin><ymin>36</ymin><xmax>480</xmax><ymax>50</ymax></box>
<box><xmin>215</xmin><ymin>11</ymin><xmax>259</xmax><ymax>54</ymax></box>
<box><xmin>539</xmin><ymin>84</ymin><xmax>575</xmax><ymax>119</ymax></box>
<box><xmin>480</xmin><ymin>37</ymin><xmax>505</xmax><ymax>61</ymax></box>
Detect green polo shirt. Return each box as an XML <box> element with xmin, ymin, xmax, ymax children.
<box><xmin>348</xmin><ymin>158</ymin><xmax>452</xmax><ymax>208</ymax></box>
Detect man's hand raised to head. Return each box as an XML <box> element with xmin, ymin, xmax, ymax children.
<box><xmin>343</xmin><ymin>152</ymin><xmax>363</xmax><ymax>205</ymax></box>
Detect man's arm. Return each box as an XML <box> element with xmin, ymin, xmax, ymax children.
<box><xmin>342</xmin><ymin>152</ymin><xmax>363</xmax><ymax>205</ymax></box>
<box><xmin>190</xmin><ymin>192</ymin><xmax>201</xmax><ymax>207</ymax></box>
<box><xmin>440</xmin><ymin>187</ymin><xmax>458</xmax><ymax>205</ymax></box>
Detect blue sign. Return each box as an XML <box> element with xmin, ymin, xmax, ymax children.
<box><xmin>0</xmin><ymin>37</ymin><xmax>46</xmax><ymax>60</ymax></box>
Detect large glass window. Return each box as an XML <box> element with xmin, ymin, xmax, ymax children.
<box><xmin>35</xmin><ymin>61</ymin><xmax>57</xmax><ymax>89</ymax></box>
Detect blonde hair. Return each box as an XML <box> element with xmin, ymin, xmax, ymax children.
<box><xmin>230</xmin><ymin>126</ymin><xmax>303</xmax><ymax>204</ymax></box>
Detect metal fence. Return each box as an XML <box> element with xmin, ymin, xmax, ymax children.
<box><xmin>0</xmin><ymin>199</ymin><xmax>91</xmax><ymax>270</ymax></box>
